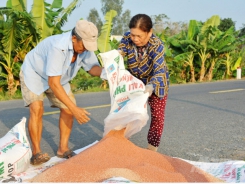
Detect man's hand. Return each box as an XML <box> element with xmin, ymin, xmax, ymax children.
<box><xmin>48</xmin><ymin>76</ymin><xmax>91</xmax><ymax>124</ymax></box>
<box><xmin>88</xmin><ymin>65</ymin><xmax>103</xmax><ymax>77</ymax></box>
<box><xmin>72</xmin><ymin>107</ymin><xmax>91</xmax><ymax>124</ymax></box>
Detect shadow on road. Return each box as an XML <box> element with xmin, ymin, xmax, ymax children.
<box><xmin>0</xmin><ymin>107</ymin><xmax>105</xmax><ymax>157</ymax></box>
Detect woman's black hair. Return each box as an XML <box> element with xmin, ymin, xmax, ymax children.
<box><xmin>129</xmin><ymin>14</ymin><xmax>152</xmax><ymax>32</ymax></box>
<box><xmin>72</xmin><ymin>28</ymin><xmax>82</xmax><ymax>41</ymax></box>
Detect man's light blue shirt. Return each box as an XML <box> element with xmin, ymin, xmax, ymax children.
<box><xmin>21</xmin><ymin>32</ymin><xmax>100</xmax><ymax>95</ymax></box>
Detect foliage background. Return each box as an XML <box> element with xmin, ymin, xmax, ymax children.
<box><xmin>0</xmin><ymin>0</ymin><xmax>245</xmax><ymax>100</ymax></box>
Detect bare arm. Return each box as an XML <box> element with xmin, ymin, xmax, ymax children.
<box><xmin>48</xmin><ymin>75</ymin><xmax>90</xmax><ymax>124</ymax></box>
<box><xmin>88</xmin><ymin>65</ymin><xmax>103</xmax><ymax>77</ymax></box>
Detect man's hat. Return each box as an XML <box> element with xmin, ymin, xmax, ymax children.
<box><xmin>75</xmin><ymin>20</ymin><xmax>98</xmax><ymax>51</ymax></box>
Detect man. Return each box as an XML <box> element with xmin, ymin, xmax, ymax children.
<box><xmin>20</xmin><ymin>20</ymin><xmax>105</xmax><ymax>165</ymax></box>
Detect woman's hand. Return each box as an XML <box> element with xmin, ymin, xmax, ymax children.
<box><xmin>144</xmin><ymin>84</ymin><xmax>154</xmax><ymax>96</ymax></box>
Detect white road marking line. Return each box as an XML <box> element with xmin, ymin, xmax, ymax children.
<box><xmin>209</xmin><ymin>89</ymin><xmax>245</xmax><ymax>94</ymax></box>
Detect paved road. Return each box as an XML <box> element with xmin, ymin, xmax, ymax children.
<box><xmin>0</xmin><ymin>79</ymin><xmax>245</xmax><ymax>162</ymax></box>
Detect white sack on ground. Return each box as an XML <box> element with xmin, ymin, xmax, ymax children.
<box><xmin>184</xmin><ymin>159</ymin><xmax>245</xmax><ymax>183</ymax></box>
<box><xmin>98</xmin><ymin>50</ymin><xmax>149</xmax><ymax>138</ymax></box>
<box><xmin>0</xmin><ymin>117</ymin><xmax>32</xmax><ymax>181</ymax></box>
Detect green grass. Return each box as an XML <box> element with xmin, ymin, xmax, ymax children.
<box><xmin>0</xmin><ymin>89</ymin><xmax>23</xmax><ymax>101</ymax></box>
<box><xmin>72</xmin><ymin>86</ymin><xmax>109</xmax><ymax>94</ymax></box>
<box><xmin>0</xmin><ymin>75</ymin><xmax>243</xmax><ymax>102</ymax></box>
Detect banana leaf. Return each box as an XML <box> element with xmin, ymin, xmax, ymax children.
<box><xmin>98</xmin><ymin>10</ymin><xmax>117</xmax><ymax>53</ymax></box>
<box><xmin>54</xmin><ymin>0</ymin><xmax>81</xmax><ymax>31</ymax></box>
<box><xmin>31</xmin><ymin>0</ymin><xmax>54</xmax><ymax>40</ymax></box>
<box><xmin>187</xmin><ymin>20</ymin><xmax>199</xmax><ymax>40</ymax></box>
<box><xmin>201</xmin><ymin>15</ymin><xmax>220</xmax><ymax>35</ymax></box>
<box><xmin>231</xmin><ymin>57</ymin><xmax>242</xmax><ymax>71</ymax></box>
<box><xmin>6</xmin><ymin>0</ymin><xmax>26</xmax><ymax>12</ymax></box>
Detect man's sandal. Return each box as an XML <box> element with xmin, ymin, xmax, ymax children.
<box><xmin>57</xmin><ymin>150</ymin><xmax>76</xmax><ymax>159</ymax></box>
<box><xmin>30</xmin><ymin>152</ymin><xmax>50</xmax><ymax>165</ymax></box>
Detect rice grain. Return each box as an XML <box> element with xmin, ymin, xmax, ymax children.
<box><xmin>31</xmin><ymin>129</ymin><xmax>223</xmax><ymax>182</ymax></box>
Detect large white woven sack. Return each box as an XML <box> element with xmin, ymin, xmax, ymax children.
<box><xmin>99</xmin><ymin>50</ymin><xmax>149</xmax><ymax>138</ymax></box>
<box><xmin>0</xmin><ymin>117</ymin><xmax>32</xmax><ymax>181</ymax></box>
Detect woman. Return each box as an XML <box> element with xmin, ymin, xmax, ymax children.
<box><xmin>118</xmin><ymin>14</ymin><xmax>169</xmax><ymax>151</ymax></box>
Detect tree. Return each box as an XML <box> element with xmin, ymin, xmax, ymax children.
<box><xmin>238</xmin><ymin>24</ymin><xmax>245</xmax><ymax>38</ymax></box>
<box><xmin>87</xmin><ymin>8</ymin><xmax>103</xmax><ymax>35</ymax></box>
<box><xmin>164</xmin><ymin>21</ymin><xmax>188</xmax><ymax>36</ymax></box>
<box><xmin>100</xmin><ymin>0</ymin><xmax>130</xmax><ymax>35</ymax></box>
<box><xmin>121</xmin><ymin>10</ymin><xmax>131</xmax><ymax>31</ymax></box>
<box><xmin>151</xmin><ymin>14</ymin><xmax>188</xmax><ymax>35</ymax></box>
<box><xmin>218</xmin><ymin>18</ymin><xmax>236</xmax><ymax>32</ymax></box>
<box><xmin>151</xmin><ymin>14</ymin><xmax>169</xmax><ymax>34</ymax></box>
<box><xmin>101</xmin><ymin>0</ymin><xmax>124</xmax><ymax>16</ymax></box>
<box><xmin>87</xmin><ymin>0</ymin><xmax>131</xmax><ymax>35</ymax></box>
<box><xmin>115</xmin><ymin>9</ymin><xmax>131</xmax><ymax>34</ymax></box>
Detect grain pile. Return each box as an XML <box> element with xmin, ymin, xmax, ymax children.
<box><xmin>31</xmin><ymin>129</ymin><xmax>223</xmax><ymax>182</ymax></box>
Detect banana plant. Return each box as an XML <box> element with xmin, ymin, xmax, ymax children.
<box><xmin>96</xmin><ymin>10</ymin><xmax>117</xmax><ymax>89</ymax></box>
<box><xmin>198</xmin><ymin>48</ymin><xmax>210</xmax><ymax>81</ymax></box>
<box><xmin>227</xmin><ymin>44</ymin><xmax>245</xmax><ymax>78</ymax></box>
<box><xmin>205</xmin><ymin>26</ymin><xmax>240</xmax><ymax>81</ymax></box>
<box><xmin>31</xmin><ymin>0</ymin><xmax>81</xmax><ymax>40</ymax></box>
<box><xmin>219</xmin><ymin>43</ymin><xmax>244</xmax><ymax>79</ymax></box>
<box><xmin>0</xmin><ymin>0</ymin><xmax>81</xmax><ymax>96</ymax></box>
<box><xmin>179</xmin><ymin>16</ymin><xmax>219</xmax><ymax>82</ymax></box>
<box><xmin>97</xmin><ymin>9</ymin><xmax>117</xmax><ymax>54</ymax></box>
<box><xmin>53</xmin><ymin>0</ymin><xmax>81</xmax><ymax>34</ymax></box>
<box><xmin>219</xmin><ymin>52</ymin><xmax>233</xmax><ymax>78</ymax></box>
<box><xmin>200</xmin><ymin>15</ymin><xmax>220</xmax><ymax>36</ymax></box>
<box><xmin>174</xmin><ymin>51</ymin><xmax>195</xmax><ymax>82</ymax></box>
<box><xmin>7</xmin><ymin>0</ymin><xmax>81</xmax><ymax>40</ymax></box>
<box><xmin>194</xmin><ymin>16</ymin><xmax>219</xmax><ymax>82</ymax></box>
<box><xmin>232</xmin><ymin>57</ymin><xmax>242</xmax><ymax>71</ymax></box>
<box><xmin>0</xmin><ymin>8</ymin><xmax>40</xmax><ymax>96</ymax></box>
<box><xmin>156</xmin><ymin>29</ymin><xmax>173</xmax><ymax>61</ymax></box>
<box><xmin>6</xmin><ymin>0</ymin><xmax>27</xmax><ymax>12</ymax></box>
<box><xmin>167</xmin><ymin>24</ymin><xmax>199</xmax><ymax>82</ymax></box>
